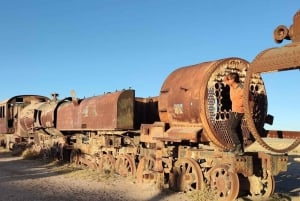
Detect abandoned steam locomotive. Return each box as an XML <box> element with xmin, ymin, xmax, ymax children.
<box><xmin>1</xmin><ymin>10</ymin><xmax>300</xmax><ymax>201</ymax></box>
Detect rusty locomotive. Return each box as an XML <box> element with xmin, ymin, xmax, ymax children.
<box><xmin>1</xmin><ymin>10</ymin><xmax>300</xmax><ymax>201</ymax></box>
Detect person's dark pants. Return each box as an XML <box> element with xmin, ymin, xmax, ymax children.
<box><xmin>229</xmin><ymin>112</ymin><xmax>244</xmax><ymax>153</ymax></box>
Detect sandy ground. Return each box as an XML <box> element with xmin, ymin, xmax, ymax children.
<box><xmin>0</xmin><ymin>139</ymin><xmax>299</xmax><ymax>201</ymax></box>
<box><xmin>0</xmin><ymin>151</ymin><xmax>188</xmax><ymax>201</ymax></box>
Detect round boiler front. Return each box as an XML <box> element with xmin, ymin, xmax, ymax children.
<box><xmin>158</xmin><ymin>57</ymin><xmax>267</xmax><ymax>149</ymax></box>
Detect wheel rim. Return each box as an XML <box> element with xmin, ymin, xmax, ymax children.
<box><xmin>97</xmin><ymin>154</ymin><xmax>115</xmax><ymax>173</ymax></box>
<box><xmin>173</xmin><ymin>158</ymin><xmax>203</xmax><ymax>192</ymax></box>
<box><xmin>115</xmin><ymin>154</ymin><xmax>136</xmax><ymax>177</ymax></box>
<box><xmin>210</xmin><ymin>164</ymin><xmax>239</xmax><ymax>201</ymax></box>
<box><xmin>248</xmin><ymin>171</ymin><xmax>275</xmax><ymax>198</ymax></box>
<box><xmin>136</xmin><ymin>156</ymin><xmax>156</xmax><ymax>183</ymax></box>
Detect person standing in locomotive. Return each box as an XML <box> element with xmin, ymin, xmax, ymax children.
<box><xmin>223</xmin><ymin>72</ymin><xmax>244</xmax><ymax>155</ymax></box>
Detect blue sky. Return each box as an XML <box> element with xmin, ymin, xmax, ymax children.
<box><xmin>0</xmin><ymin>1</ymin><xmax>299</xmax><ymax>131</ymax></box>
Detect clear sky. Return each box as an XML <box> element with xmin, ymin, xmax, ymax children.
<box><xmin>0</xmin><ymin>1</ymin><xmax>299</xmax><ymax>131</ymax></box>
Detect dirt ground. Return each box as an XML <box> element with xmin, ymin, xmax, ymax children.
<box><xmin>0</xmin><ymin>139</ymin><xmax>299</xmax><ymax>201</ymax></box>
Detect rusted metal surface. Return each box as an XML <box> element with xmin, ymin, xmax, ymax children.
<box><xmin>172</xmin><ymin>158</ymin><xmax>203</xmax><ymax>192</ymax></box>
<box><xmin>247</xmin><ymin>173</ymin><xmax>275</xmax><ymax>198</ymax></box>
<box><xmin>39</xmin><ymin>94</ymin><xmax>59</xmax><ymax>129</ymax></box>
<box><xmin>244</xmin><ymin>10</ymin><xmax>300</xmax><ymax>153</ymax></box>
<box><xmin>115</xmin><ymin>154</ymin><xmax>136</xmax><ymax>177</ymax></box>
<box><xmin>209</xmin><ymin>164</ymin><xmax>239</xmax><ymax>200</ymax></box>
<box><xmin>140</xmin><ymin>122</ymin><xmax>165</xmax><ymax>143</ymax></box>
<box><xmin>258</xmin><ymin>152</ymin><xmax>288</xmax><ymax>176</ymax></box>
<box><xmin>233</xmin><ymin>155</ymin><xmax>253</xmax><ymax>177</ymax></box>
<box><xmin>159</xmin><ymin>61</ymin><xmax>210</xmax><ymax>124</ymax></box>
<box><xmin>252</xmin><ymin>11</ymin><xmax>300</xmax><ymax>73</ymax></box>
<box><xmin>10</xmin><ymin>96</ymin><xmax>49</xmax><ymax>136</ymax></box>
<box><xmin>158</xmin><ymin>57</ymin><xmax>264</xmax><ymax>150</ymax></box>
<box><xmin>56</xmin><ymin>90</ymin><xmax>135</xmax><ymax>130</ymax></box>
<box><xmin>136</xmin><ymin>155</ymin><xmax>157</xmax><ymax>184</ymax></box>
<box><xmin>2</xmin><ymin>10</ymin><xmax>300</xmax><ymax>201</ymax></box>
<box><xmin>173</xmin><ymin>146</ymin><xmax>282</xmax><ymax>199</ymax></box>
<box><xmin>164</xmin><ymin>127</ymin><xmax>202</xmax><ymax>142</ymax></box>
<box><xmin>0</xmin><ymin>95</ymin><xmax>49</xmax><ymax>134</ymax></box>
<box><xmin>274</xmin><ymin>10</ymin><xmax>300</xmax><ymax>43</ymax></box>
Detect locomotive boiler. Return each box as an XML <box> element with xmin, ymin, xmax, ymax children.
<box><xmin>0</xmin><ymin>9</ymin><xmax>300</xmax><ymax>201</ymax></box>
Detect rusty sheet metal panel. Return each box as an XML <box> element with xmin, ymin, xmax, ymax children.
<box><xmin>258</xmin><ymin>152</ymin><xmax>288</xmax><ymax>176</ymax></box>
<box><xmin>0</xmin><ymin>120</ymin><xmax>6</xmax><ymax>134</ymax></box>
<box><xmin>140</xmin><ymin>122</ymin><xmax>165</xmax><ymax>143</ymax></box>
<box><xmin>250</xmin><ymin>44</ymin><xmax>300</xmax><ymax>73</ymax></box>
<box><xmin>56</xmin><ymin>90</ymin><xmax>135</xmax><ymax>130</ymax></box>
<box><xmin>158</xmin><ymin>58</ymin><xmax>254</xmax><ymax>149</ymax></box>
<box><xmin>13</xmin><ymin>95</ymin><xmax>50</xmax><ymax>136</ymax></box>
<box><xmin>158</xmin><ymin>61</ymin><xmax>209</xmax><ymax>124</ymax></box>
<box><xmin>19</xmin><ymin>102</ymin><xmax>45</xmax><ymax>133</ymax></box>
<box><xmin>39</xmin><ymin>101</ymin><xmax>58</xmax><ymax>128</ymax></box>
<box><xmin>165</xmin><ymin>127</ymin><xmax>202</xmax><ymax>143</ymax></box>
<box><xmin>56</xmin><ymin>98</ymin><xmax>78</xmax><ymax>130</ymax></box>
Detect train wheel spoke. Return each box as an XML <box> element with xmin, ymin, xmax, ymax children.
<box><xmin>136</xmin><ymin>156</ymin><xmax>156</xmax><ymax>183</ymax></box>
<box><xmin>115</xmin><ymin>154</ymin><xmax>136</xmax><ymax>177</ymax></box>
<box><xmin>97</xmin><ymin>154</ymin><xmax>115</xmax><ymax>174</ymax></box>
<box><xmin>173</xmin><ymin>158</ymin><xmax>203</xmax><ymax>192</ymax></box>
<box><xmin>209</xmin><ymin>164</ymin><xmax>239</xmax><ymax>201</ymax></box>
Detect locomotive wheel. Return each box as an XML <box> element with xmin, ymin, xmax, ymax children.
<box><xmin>115</xmin><ymin>154</ymin><xmax>136</xmax><ymax>177</ymax></box>
<box><xmin>209</xmin><ymin>164</ymin><xmax>239</xmax><ymax>201</ymax></box>
<box><xmin>173</xmin><ymin>158</ymin><xmax>203</xmax><ymax>192</ymax></box>
<box><xmin>77</xmin><ymin>153</ymin><xmax>92</xmax><ymax>167</ymax></box>
<box><xmin>97</xmin><ymin>154</ymin><xmax>115</xmax><ymax>173</ymax></box>
<box><xmin>248</xmin><ymin>171</ymin><xmax>275</xmax><ymax>198</ymax></box>
<box><xmin>84</xmin><ymin>156</ymin><xmax>98</xmax><ymax>170</ymax></box>
<box><xmin>136</xmin><ymin>156</ymin><xmax>156</xmax><ymax>183</ymax></box>
<box><xmin>89</xmin><ymin>161</ymin><xmax>98</xmax><ymax>170</ymax></box>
